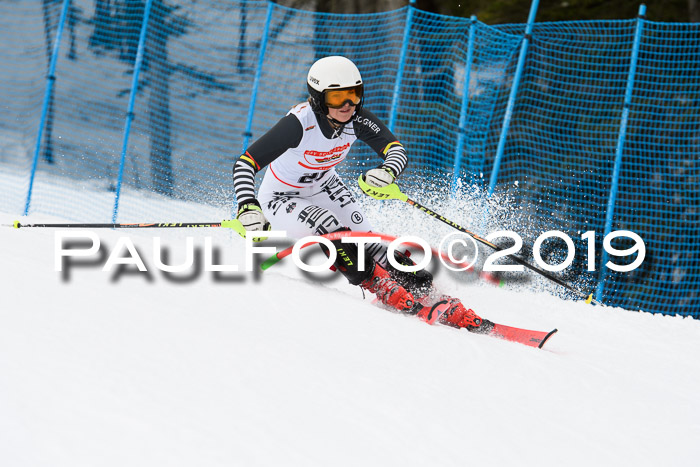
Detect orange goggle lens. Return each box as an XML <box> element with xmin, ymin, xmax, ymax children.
<box><xmin>325</xmin><ymin>86</ymin><xmax>363</xmax><ymax>109</ymax></box>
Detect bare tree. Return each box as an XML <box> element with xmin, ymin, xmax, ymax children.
<box><xmin>278</xmin><ymin>0</ymin><xmax>407</xmax><ymax>13</ymax></box>
<box><xmin>40</xmin><ymin>0</ymin><xmax>78</xmax><ymax>164</ymax></box>
<box><xmin>88</xmin><ymin>0</ymin><xmax>207</xmax><ymax>197</ymax></box>
<box><xmin>40</xmin><ymin>0</ymin><xmax>56</xmax><ymax>164</ymax></box>
<box><xmin>690</xmin><ymin>0</ymin><xmax>700</xmax><ymax>21</ymax></box>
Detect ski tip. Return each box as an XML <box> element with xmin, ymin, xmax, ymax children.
<box><xmin>538</xmin><ymin>328</ymin><xmax>558</xmax><ymax>349</ymax></box>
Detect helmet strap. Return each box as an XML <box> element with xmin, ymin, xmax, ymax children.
<box><xmin>326</xmin><ymin>114</ymin><xmax>352</xmax><ymax>129</ymax></box>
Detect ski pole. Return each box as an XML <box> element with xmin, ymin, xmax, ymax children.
<box><xmin>6</xmin><ymin>219</ymin><xmax>249</xmax><ymax>237</ymax></box>
<box><xmin>8</xmin><ymin>221</ymin><xmax>220</xmax><ymax>229</ymax></box>
<box><xmin>358</xmin><ymin>176</ymin><xmax>599</xmax><ymax>306</ymax></box>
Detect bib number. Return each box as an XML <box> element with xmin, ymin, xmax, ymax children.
<box><xmin>297</xmin><ymin>171</ymin><xmax>328</xmax><ymax>184</ymax></box>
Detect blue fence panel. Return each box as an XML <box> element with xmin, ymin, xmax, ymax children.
<box><xmin>609</xmin><ymin>19</ymin><xmax>700</xmax><ymax>313</ymax></box>
<box><xmin>390</xmin><ymin>8</ymin><xmax>521</xmax><ymax>187</ymax></box>
<box><xmin>489</xmin><ymin>19</ymin><xmax>639</xmax><ymax>294</ymax></box>
<box><xmin>1</xmin><ymin>0</ymin><xmax>698</xmax><ymax>317</ymax></box>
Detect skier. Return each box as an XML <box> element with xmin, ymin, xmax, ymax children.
<box><xmin>232</xmin><ymin>55</ymin><xmax>481</xmax><ymax>329</ymax></box>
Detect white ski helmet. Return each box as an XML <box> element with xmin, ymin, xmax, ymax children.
<box><xmin>307</xmin><ymin>56</ymin><xmax>364</xmax><ymax>116</ymax></box>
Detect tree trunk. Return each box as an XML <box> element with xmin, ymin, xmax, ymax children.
<box><xmin>238</xmin><ymin>1</ymin><xmax>247</xmax><ymax>74</ymax></box>
<box><xmin>41</xmin><ymin>0</ymin><xmax>55</xmax><ymax>164</ymax></box>
<box><xmin>690</xmin><ymin>0</ymin><xmax>700</xmax><ymax>21</ymax></box>
<box><xmin>147</xmin><ymin>0</ymin><xmax>174</xmax><ymax>197</ymax></box>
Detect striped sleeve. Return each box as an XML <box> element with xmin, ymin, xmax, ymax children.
<box><xmin>232</xmin><ymin>115</ymin><xmax>304</xmax><ymax>208</ymax></box>
<box><xmin>233</xmin><ymin>152</ymin><xmax>259</xmax><ymax>205</ymax></box>
<box><xmin>353</xmin><ymin>108</ymin><xmax>408</xmax><ymax>178</ymax></box>
<box><xmin>381</xmin><ymin>141</ymin><xmax>408</xmax><ymax>177</ymax></box>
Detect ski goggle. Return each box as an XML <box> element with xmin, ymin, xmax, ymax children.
<box><xmin>324</xmin><ymin>85</ymin><xmax>363</xmax><ymax>109</ymax></box>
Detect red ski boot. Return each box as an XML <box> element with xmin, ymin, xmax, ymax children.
<box><xmin>361</xmin><ymin>263</ymin><xmax>415</xmax><ymax>312</ymax></box>
<box><xmin>439</xmin><ymin>299</ymin><xmax>482</xmax><ymax>329</ymax></box>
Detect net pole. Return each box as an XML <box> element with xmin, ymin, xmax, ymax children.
<box><xmin>388</xmin><ymin>1</ymin><xmax>415</xmax><ymax>132</ymax></box>
<box><xmin>487</xmin><ymin>0</ymin><xmax>540</xmax><ymax>195</ymax></box>
<box><xmin>112</xmin><ymin>0</ymin><xmax>154</xmax><ymax>223</ymax></box>
<box><xmin>24</xmin><ymin>0</ymin><xmax>72</xmax><ymax>216</ymax></box>
<box><xmin>596</xmin><ymin>4</ymin><xmax>647</xmax><ymax>302</ymax></box>
<box><xmin>451</xmin><ymin>15</ymin><xmax>478</xmax><ymax>197</ymax></box>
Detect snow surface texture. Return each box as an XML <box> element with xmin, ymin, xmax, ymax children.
<box><xmin>2</xmin><ymin>181</ymin><xmax>700</xmax><ymax>466</ymax></box>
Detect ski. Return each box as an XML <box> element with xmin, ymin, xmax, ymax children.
<box><xmin>410</xmin><ymin>299</ymin><xmax>557</xmax><ymax>349</ymax></box>
<box><xmin>468</xmin><ymin>320</ymin><xmax>558</xmax><ymax>349</ymax></box>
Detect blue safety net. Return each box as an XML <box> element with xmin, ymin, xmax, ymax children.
<box><xmin>1</xmin><ymin>0</ymin><xmax>698</xmax><ymax>317</ymax></box>
<box><xmin>489</xmin><ymin>19</ymin><xmax>700</xmax><ymax>316</ymax></box>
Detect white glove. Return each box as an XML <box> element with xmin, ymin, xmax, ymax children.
<box><xmin>364</xmin><ymin>167</ymin><xmax>395</xmax><ymax>188</ymax></box>
<box><xmin>236</xmin><ymin>201</ymin><xmax>270</xmax><ymax>241</ymax></box>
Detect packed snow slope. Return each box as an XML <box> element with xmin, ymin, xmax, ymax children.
<box><xmin>2</xmin><ymin>201</ymin><xmax>700</xmax><ymax>466</ymax></box>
